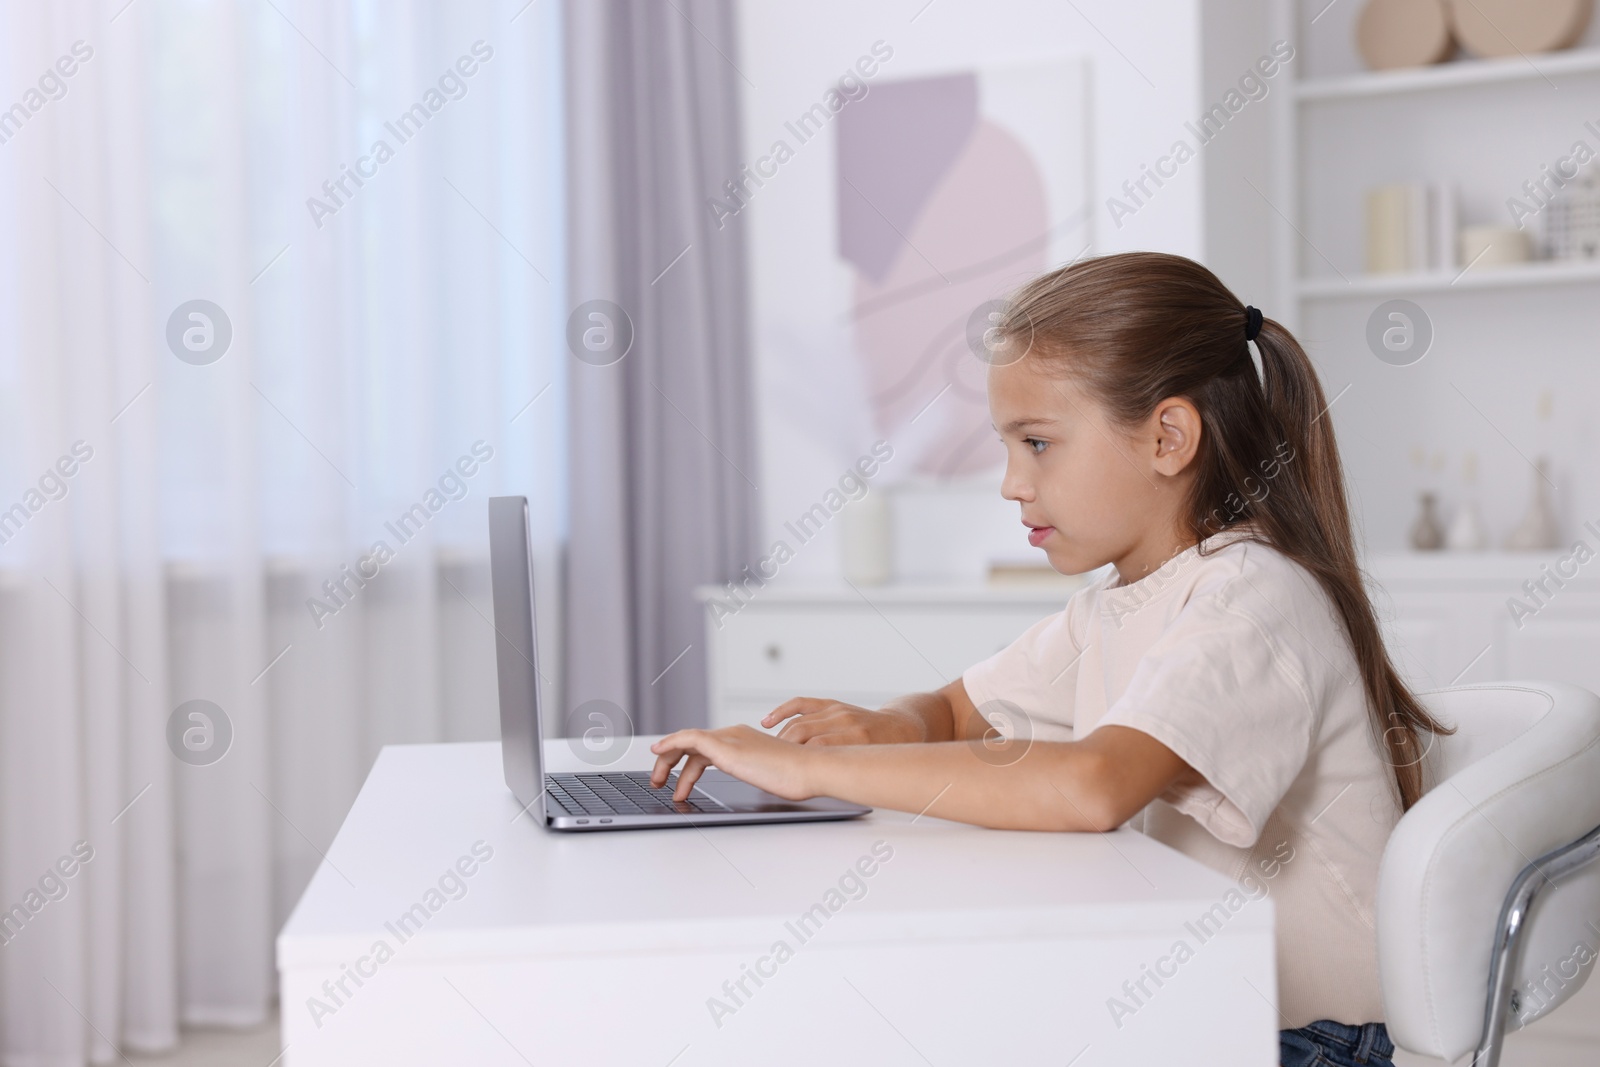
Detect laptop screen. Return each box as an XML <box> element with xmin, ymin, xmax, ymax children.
<box><xmin>487</xmin><ymin>495</ymin><xmax>545</xmax><ymax>815</ymax></box>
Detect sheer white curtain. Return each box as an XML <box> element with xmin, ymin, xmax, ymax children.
<box><xmin>0</xmin><ymin>1</ymin><xmax>565</xmax><ymax>1063</ymax></box>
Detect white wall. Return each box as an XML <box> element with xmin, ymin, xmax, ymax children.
<box><xmin>734</xmin><ymin>0</ymin><xmax>1212</xmax><ymax>585</ymax></box>
<box><xmin>1198</xmin><ymin>0</ymin><xmax>1283</xmax><ymax>312</ymax></box>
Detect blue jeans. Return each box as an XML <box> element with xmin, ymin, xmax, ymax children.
<box><xmin>1279</xmin><ymin>1020</ymin><xmax>1394</xmax><ymax>1067</ymax></box>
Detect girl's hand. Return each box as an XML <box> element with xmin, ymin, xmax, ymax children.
<box><xmin>761</xmin><ymin>698</ymin><xmax>922</xmax><ymax>746</ymax></box>
<box><xmin>649</xmin><ymin>724</ymin><xmax>819</xmax><ymax>802</ymax></box>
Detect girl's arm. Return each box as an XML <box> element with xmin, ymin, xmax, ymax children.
<box><xmin>761</xmin><ymin>678</ymin><xmax>990</xmax><ymax>745</ymax></box>
<box><xmin>648</xmin><ymin>722</ymin><xmax>1192</xmax><ymax>832</ymax></box>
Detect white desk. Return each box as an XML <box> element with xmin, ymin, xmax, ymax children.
<box><xmin>278</xmin><ymin>740</ymin><xmax>1278</xmax><ymax>1065</ymax></box>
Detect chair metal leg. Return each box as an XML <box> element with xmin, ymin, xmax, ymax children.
<box><xmin>1474</xmin><ymin>822</ymin><xmax>1600</xmax><ymax>1067</ymax></box>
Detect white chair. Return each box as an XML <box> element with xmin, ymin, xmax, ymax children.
<box><xmin>1378</xmin><ymin>681</ymin><xmax>1600</xmax><ymax>1067</ymax></box>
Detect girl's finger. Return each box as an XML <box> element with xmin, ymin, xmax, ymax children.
<box><xmin>648</xmin><ymin>749</ymin><xmax>683</xmax><ymax>790</ymax></box>
<box><xmin>648</xmin><ymin>730</ymin><xmax>699</xmax><ymax>787</ymax></box>
<box><xmin>671</xmin><ymin>752</ymin><xmax>714</xmax><ymax>801</ymax></box>
<box><xmin>775</xmin><ymin>717</ymin><xmax>818</xmax><ymax>744</ymax></box>
<box><xmin>761</xmin><ymin>697</ymin><xmax>820</xmax><ymax>728</ymax></box>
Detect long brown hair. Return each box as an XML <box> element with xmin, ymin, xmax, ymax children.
<box><xmin>996</xmin><ymin>252</ymin><xmax>1448</xmax><ymax>810</ymax></box>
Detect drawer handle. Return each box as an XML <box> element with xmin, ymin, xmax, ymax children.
<box><xmin>764</xmin><ymin>643</ymin><xmax>782</xmax><ymax>662</ymax></box>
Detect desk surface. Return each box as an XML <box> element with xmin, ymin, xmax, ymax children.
<box><xmin>279</xmin><ymin>739</ymin><xmax>1280</xmax><ymax>1066</ymax></box>
<box><xmin>278</xmin><ymin>738</ymin><xmax>1267</xmax><ymax>969</ymax></box>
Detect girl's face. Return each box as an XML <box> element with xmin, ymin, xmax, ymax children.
<box><xmin>987</xmin><ymin>354</ymin><xmax>1201</xmax><ymax>582</ymax></box>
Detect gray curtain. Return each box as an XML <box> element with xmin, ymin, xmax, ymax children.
<box><xmin>563</xmin><ymin>0</ymin><xmax>758</xmax><ymax>736</ymax></box>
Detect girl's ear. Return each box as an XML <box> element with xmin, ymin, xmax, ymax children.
<box><xmin>1150</xmin><ymin>398</ymin><xmax>1202</xmax><ymax>477</ymax></box>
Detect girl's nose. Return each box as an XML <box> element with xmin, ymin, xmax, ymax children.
<box><xmin>1001</xmin><ymin>462</ymin><xmax>1032</xmax><ymax>503</ymax></box>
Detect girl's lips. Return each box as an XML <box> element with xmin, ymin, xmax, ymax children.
<box><xmin>1027</xmin><ymin>525</ymin><xmax>1054</xmax><ymax>547</ymax></box>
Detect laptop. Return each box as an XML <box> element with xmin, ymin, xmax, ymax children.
<box><xmin>488</xmin><ymin>496</ymin><xmax>871</xmax><ymax>831</ymax></box>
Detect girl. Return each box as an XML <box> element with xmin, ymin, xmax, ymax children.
<box><xmin>650</xmin><ymin>252</ymin><xmax>1446</xmax><ymax>1067</ymax></box>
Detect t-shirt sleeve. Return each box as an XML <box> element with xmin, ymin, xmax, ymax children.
<box><xmin>960</xmin><ymin>589</ymin><xmax>1091</xmax><ymax>742</ymax></box>
<box><xmin>1093</xmin><ymin>588</ymin><xmax>1318</xmax><ymax>848</ymax></box>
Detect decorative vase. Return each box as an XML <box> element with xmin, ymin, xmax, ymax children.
<box><xmin>841</xmin><ymin>488</ymin><xmax>892</xmax><ymax>585</ymax></box>
<box><xmin>1409</xmin><ymin>492</ymin><xmax>1446</xmax><ymax>551</ymax></box>
<box><xmin>1504</xmin><ymin>458</ymin><xmax>1560</xmax><ymax>551</ymax></box>
<box><xmin>1446</xmin><ymin>500</ymin><xmax>1488</xmax><ymax>551</ymax></box>
<box><xmin>1446</xmin><ymin>453</ymin><xmax>1488</xmax><ymax>551</ymax></box>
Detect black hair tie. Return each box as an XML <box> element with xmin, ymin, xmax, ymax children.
<box><xmin>1244</xmin><ymin>305</ymin><xmax>1263</xmax><ymax>342</ymax></box>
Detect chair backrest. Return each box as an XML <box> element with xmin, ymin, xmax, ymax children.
<box><xmin>1377</xmin><ymin>681</ymin><xmax>1600</xmax><ymax>1061</ymax></box>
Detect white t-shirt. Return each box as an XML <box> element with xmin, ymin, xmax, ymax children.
<box><xmin>962</xmin><ymin>530</ymin><xmax>1399</xmax><ymax>1029</ymax></box>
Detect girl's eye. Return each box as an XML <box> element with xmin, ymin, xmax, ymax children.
<box><xmin>1024</xmin><ymin>437</ymin><xmax>1047</xmax><ymax>455</ymax></box>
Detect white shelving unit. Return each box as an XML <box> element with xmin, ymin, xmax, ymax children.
<box><xmin>1287</xmin><ymin>40</ymin><xmax>1600</xmax><ymax>302</ymax></box>
<box><xmin>1295</xmin><ymin>257</ymin><xmax>1600</xmax><ymax>298</ymax></box>
<box><xmin>1270</xmin><ymin>0</ymin><xmax>1600</xmax><ymax>561</ymax></box>
<box><xmin>1295</xmin><ymin>43</ymin><xmax>1600</xmax><ymax>102</ymax></box>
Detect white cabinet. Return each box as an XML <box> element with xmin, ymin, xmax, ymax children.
<box><xmin>1365</xmin><ymin>551</ymin><xmax>1600</xmax><ymax>694</ymax></box>
<box><xmin>693</xmin><ymin>583</ymin><xmax>1081</xmax><ymax>728</ymax></box>
<box><xmin>699</xmin><ymin>554</ymin><xmax>1600</xmax><ymax>729</ymax></box>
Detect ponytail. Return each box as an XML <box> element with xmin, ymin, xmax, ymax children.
<box><xmin>998</xmin><ymin>253</ymin><xmax>1450</xmax><ymax>810</ymax></box>
<box><xmin>1249</xmin><ymin>318</ymin><xmax>1449</xmax><ymax>808</ymax></box>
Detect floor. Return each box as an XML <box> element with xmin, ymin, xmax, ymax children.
<box><xmin>118</xmin><ymin>998</ymin><xmax>1598</xmax><ymax>1066</ymax></box>
<box><xmin>125</xmin><ymin>1014</ymin><xmax>283</xmax><ymax>1067</ymax></box>
<box><xmin>1394</xmin><ymin>967</ymin><xmax>1600</xmax><ymax>1067</ymax></box>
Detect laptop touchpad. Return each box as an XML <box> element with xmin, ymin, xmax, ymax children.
<box><xmin>696</xmin><ymin>769</ymin><xmax>863</xmax><ymax>813</ymax></box>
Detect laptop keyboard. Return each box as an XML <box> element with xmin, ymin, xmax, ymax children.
<box><xmin>544</xmin><ymin>771</ymin><xmax>731</xmax><ymax>818</ymax></box>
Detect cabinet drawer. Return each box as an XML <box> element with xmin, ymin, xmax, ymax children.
<box><xmin>1499</xmin><ymin>598</ymin><xmax>1600</xmax><ymax>696</ymax></box>
<box><xmin>711</xmin><ymin>604</ymin><xmax>1057</xmax><ymax>700</ymax></box>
